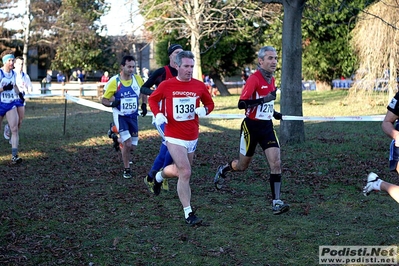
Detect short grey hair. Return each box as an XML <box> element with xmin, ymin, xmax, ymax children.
<box><xmin>258</xmin><ymin>46</ymin><xmax>276</xmax><ymax>59</ymax></box>
<box><xmin>174</xmin><ymin>50</ymin><xmax>195</xmax><ymax>67</ymax></box>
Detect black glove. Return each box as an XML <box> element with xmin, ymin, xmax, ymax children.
<box><xmin>3</xmin><ymin>83</ymin><xmax>13</xmax><ymax>91</ymax></box>
<box><xmin>19</xmin><ymin>92</ymin><xmax>25</xmax><ymax>103</ymax></box>
<box><xmin>262</xmin><ymin>90</ymin><xmax>277</xmax><ymax>103</ymax></box>
<box><xmin>110</xmin><ymin>100</ymin><xmax>120</xmax><ymax>107</ymax></box>
<box><xmin>140</xmin><ymin>103</ymin><xmax>147</xmax><ymax>117</ymax></box>
<box><xmin>273</xmin><ymin>110</ymin><xmax>283</xmax><ymax>120</ymax></box>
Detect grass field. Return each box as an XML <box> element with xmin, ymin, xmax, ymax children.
<box><xmin>1</xmin><ymin>90</ymin><xmax>398</xmax><ymax>265</ymax></box>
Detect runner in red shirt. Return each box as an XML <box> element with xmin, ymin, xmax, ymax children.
<box><xmin>141</xmin><ymin>44</ymin><xmax>183</xmax><ymax>193</ymax></box>
<box><xmin>213</xmin><ymin>46</ymin><xmax>289</xmax><ymax>215</ymax></box>
<box><xmin>148</xmin><ymin>50</ymin><xmax>214</xmax><ymax>225</ymax></box>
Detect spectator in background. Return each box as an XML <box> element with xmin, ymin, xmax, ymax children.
<box><xmin>45</xmin><ymin>70</ymin><xmax>52</xmax><ymax>83</ymax></box>
<box><xmin>241</xmin><ymin>69</ymin><xmax>249</xmax><ymax>84</ymax></box>
<box><xmin>69</xmin><ymin>71</ymin><xmax>78</xmax><ymax>82</ymax></box>
<box><xmin>77</xmin><ymin>70</ymin><xmax>85</xmax><ymax>83</ymax></box>
<box><xmin>204</xmin><ymin>75</ymin><xmax>217</xmax><ymax>97</ymax></box>
<box><xmin>57</xmin><ymin>71</ymin><xmax>66</xmax><ymax>84</ymax></box>
<box><xmin>101</xmin><ymin>71</ymin><xmax>110</xmax><ymax>83</ymax></box>
<box><xmin>142</xmin><ymin>67</ymin><xmax>149</xmax><ymax>82</ymax></box>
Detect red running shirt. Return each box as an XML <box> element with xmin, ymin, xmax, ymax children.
<box><xmin>240</xmin><ymin>70</ymin><xmax>276</xmax><ymax>120</ymax></box>
<box><xmin>149</xmin><ymin>77</ymin><xmax>214</xmax><ymax>140</ymax></box>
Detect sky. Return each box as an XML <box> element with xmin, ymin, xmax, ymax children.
<box><xmin>100</xmin><ymin>0</ymin><xmax>144</xmax><ymax>36</ymax></box>
<box><xmin>3</xmin><ymin>0</ymin><xmax>143</xmax><ymax>37</ymax></box>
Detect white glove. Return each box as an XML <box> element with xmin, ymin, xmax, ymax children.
<box><xmin>155</xmin><ymin>113</ymin><xmax>168</xmax><ymax>126</ymax></box>
<box><xmin>195</xmin><ymin>107</ymin><xmax>207</xmax><ymax>117</ymax></box>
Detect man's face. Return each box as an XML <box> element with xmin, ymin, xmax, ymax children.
<box><xmin>122</xmin><ymin>60</ymin><xmax>136</xmax><ymax>76</ymax></box>
<box><xmin>177</xmin><ymin>57</ymin><xmax>194</xmax><ymax>81</ymax></box>
<box><xmin>4</xmin><ymin>58</ymin><xmax>14</xmax><ymax>70</ymax></box>
<box><xmin>14</xmin><ymin>59</ymin><xmax>23</xmax><ymax>72</ymax></box>
<box><xmin>259</xmin><ymin>51</ymin><xmax>278</xmax><ymax>73</ymax></box>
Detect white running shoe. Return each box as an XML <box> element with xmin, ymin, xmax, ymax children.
<box><xmin>272</xmin><ymin>199</ymin><xmax>290</xmax><ymax>215</ymax></box>
<box><xmin>4</xmin><ymin>124</ymin><xmax>10</xmax><ymax>140</ymax></box>
<box><xmin>363</xmin><ymin>172</ymin><xmax>383</xmax><ymax>196</ymax></box>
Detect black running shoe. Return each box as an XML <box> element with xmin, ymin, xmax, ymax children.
<box><xmin>107</xmin><ymin>122</ymin><xmax>114</xmax><ymax>138</ymax></box>
<box><xmin>111</xmin><ymin>133</ymin><xmax>120</xmax><ymax>152</ymax></box>
<box><xmin>11</xmin><ymin>155</ymin><xmax>22</xmax><ymax>164</ymax></box>
<box><xmin>185</xmin><ymin>212</ymin><xmax>203</xmax><ymax>225</ymax></box>
<box><xmin>123</xmin><ymin>168</ymin><xmax>132</xmax><ymax>179</ymax></box>
<box><xmin>214</xmin><ymin>165</ymin><xmax>226</xmax><ymax>190</ymax></box>
<box><xmin>153</xmin><ymin>178</ymin><xmax>162</xmax><ymax>196</ymax></box>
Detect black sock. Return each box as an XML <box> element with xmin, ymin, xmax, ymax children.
<box><xmin>221</xmin><ymin>161</ymin><xmax>235</xmax><ymax>175</ymax></box>
<box><xmin>147</xmin><ymin>170</ymin><xmax>157</xmax><ymax>181</ymax></box>
<box><xmin>269</xmin><ymin>173</ymin><xmax>282</xmax><ymax>200</ymax></box>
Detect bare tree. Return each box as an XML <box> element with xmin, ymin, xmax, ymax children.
<box><xmin>137</xmin><ymin>0</ymin><xmax>276</xmax><ymax>81</ymax></box>
<box><xmin>21</xmin><ymin>0</ymin><xmax>30</xmax><ymax>74</ymax></box>
<box><xmin>1</xmin><ymin>0</ymin><xmax>63</xmax><ymax>75</ymax></box>
<box><xmin>0</xmin><ymin>0</ymin><xmax>20</xmax><ymax>49</ymax></box>
<box><xmin>351</xmin><ymin>0</ymin><xmax>399</xmax><ymax>101</ymax></box>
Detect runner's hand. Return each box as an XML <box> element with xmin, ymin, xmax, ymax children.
<box><xmin>195</xmin><ymin>107</ymin><xmax>207</xmax><ymax>117</ymax></box>
<box><xmin>3</xmin><ymin>83</ymin><xmax>13</xmax><ymax>91</ymax></box>
<box><xmin>110</xmin><ymin>100</ymin><xmax>120</xmax><ymax>107</ymax></box>
<box><xmin>155</xmin><ymin>113</ymin><xmax>168</xmax><ymax>126</ymax></box>
<box><xmin>273</xmin><ymin>110</ymin><xmax>283</xmax><ymax>120</ymax></box>
<box><xmin>140</xmin><ymin>103</ymin><xmax>147</xmax><ymax>117</ymax></box>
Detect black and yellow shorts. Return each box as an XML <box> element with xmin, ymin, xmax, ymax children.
<box><xmin>239</xmin><ymin>117</ymin><xmax>279</xmax><ymax>157</ymax></box>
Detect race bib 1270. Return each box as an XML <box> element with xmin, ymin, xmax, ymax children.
<box><xmin>255</xmin><ymin>100</ymin><xmax>274</xmax><ymax>120</ymax></box>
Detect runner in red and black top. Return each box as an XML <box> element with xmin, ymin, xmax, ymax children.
<box><xmin>148</xmin><ymin>50</ymin><xmax>214</xmax><ymax>225</ymax></box>
<box><xmin>214</xmin><ymin>46</ymin><xmax>290</xmax><ymax>215</ymax></box>
<box><xmin>141</xmin><ymin>44</ymin><xmax>183</xmax><ymax>193</ymax></box>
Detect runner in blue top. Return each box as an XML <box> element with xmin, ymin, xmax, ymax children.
<box><xmin>0</xmin><ymin>50</ymin><xmax>23</xmax><ymax>164</ymax></box>
<box><xmin>3</xmin><ymin>56</ymin><xmax>30</xmax><ymax>142</ymax></box>
<box><xmin>102</xmin><ymin>55</ymin><xmax>146</xmax><ymax>179</ymax></box>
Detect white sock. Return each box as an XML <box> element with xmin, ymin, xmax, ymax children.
<box><xmin>184</xmin><ymin>206</ymin><xmax>192</xmax><ymax>219</ymax></box>
<box><xmin>373</xmin><ymin>179</ymin><xmax>383</xmax><ymax>191</ymax></box>
<box><xmin>155</xmin><ymin>171</ymin><xmax>164</xmax><ymax>183</ymax></box>
<box><xmin>273</xmin><ymin>199</ymin><xmax>281</xmax><ymax>205</ymax></box>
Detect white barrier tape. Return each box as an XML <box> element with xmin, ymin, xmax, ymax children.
<box><xmin>65</xmin><ymin>94</ymin><xmax>112</xmax><ymax>113</ymax></box>
<box><xmin>205</xmin><ymin>114</ymin><xmax>384</xmax><ymax>121</ymax></box>
<box><xmin>206</xmin><ymin>113</ymin><xmax>245</xmax><ymax>119</ymax></box>
<box><xmin>26</xmin><ymin>93</ymin><xmax>63</xmax><ymax>98</ymax></box>
<box><xmin>283</xmin><ymin>115</ymin><xmax>384</xmax><ymax>121</ymax></box>
<box><xmin>64</xmin><ymin>94</ymin><xmax>385</xmax><ymax>122</ymax></box>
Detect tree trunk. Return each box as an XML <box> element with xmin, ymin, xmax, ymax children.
<box><xmin>279</xmin><ymin>0</ymin><xmax>305</xmax><ymax>144</ymax></box>
<box><xmin>210</xmin><ymin>73</ymin><xmax>231</xmax><ymax>96</ymax></box>
<box><xmin>191</xmin><ymin>32</ymin><xmax>203</xmax><ymax>81</ymax></box>
<box><xmin>190</xmin><ymin>0</ymin><xmax>203</xmax><ymax>81</ymax></box>
<box><xmin>23</xmin><ymin>0</ymin><xmax>31</xmax><ymax>74</ymax></box>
